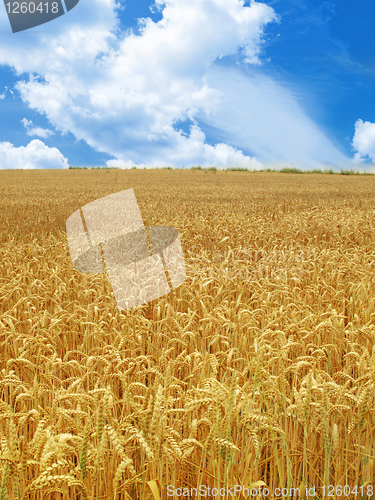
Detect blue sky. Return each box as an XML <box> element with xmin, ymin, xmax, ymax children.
<box><xmin>0</xmin><ymin>0</ymin><xmax>374</xmax><ymax>170</ymax></box>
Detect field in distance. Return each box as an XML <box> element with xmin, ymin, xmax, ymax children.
<box><xmin>0</xmin><ymin>169</ymin><xmax>375</xmax><ymax>499</ymax></box>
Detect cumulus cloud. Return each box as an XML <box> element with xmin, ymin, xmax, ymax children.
<box><xmin>352</xmin><ymin>119</ymin><xmax>375</xmax><ymax>163</ymax></box>
<box><xmin>21</xmin><ymin>118</ymin><xmax>55</xmax><ymax>139</ymax></box>
<box><xmin>107</xmin><ymin>124</ymin><xmax>263</xmax><ymax>169</ymax></box>
<box><xmin>10</xmin><ymin>0</ymin><xmax>276</xmax><ymax>168</ymax></box>
<box><xmin>0</xmin><ymin>140</ymin><xmax>68</xmax><ymax>169</ymax></box>
<box><xmin>0</xmin><ymin>0</ymin><xmax>349</xmax><ymax>168</ymax></box>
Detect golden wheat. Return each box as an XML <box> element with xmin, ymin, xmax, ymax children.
<box><xmin>0</xmin><ymin>169</ymin><xmax>374</xmax><ymax>499</ymax></box>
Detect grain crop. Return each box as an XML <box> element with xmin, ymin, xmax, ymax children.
<box><xmin>0</xmin><ymin>168</ymin><xmax>375</xmax><ymax>499</ymax></box>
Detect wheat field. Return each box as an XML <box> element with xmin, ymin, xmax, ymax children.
<box><xmin>0</xmin><ymin>168</ymin><xmax>375</xmax><ymax>500</ymax></box>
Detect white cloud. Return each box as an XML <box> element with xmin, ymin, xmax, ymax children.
<box><xmin>0</xmin><ymin>0</ymin><xmax>349</xmax><ymax>168</ymax></box>
<box><xmin>21</xmin><ymin>118</ymin><xmax>32</xmax><ymax>128</ymax></box>
<box><xmin>0</xmin><ymin>0</ymin><xmax>120</xmax><ymax>74</ymax></box>
<box><xmin>107</xmin><ymin>124</ymin><xmax>262</xmax><ymax>169</ymax></box>
<box><xmin>106</xmin><ymin>159</ymin><xmax>140</xmax><ymax>168</ymax></box>
<box><xmin>9</xmin><ymin>0</ymin><xmax>277</xmax><ymax>168</ymax></box>
<box><xmin>352</xmin><ymin>119</ymin><xmax>375</xmax><ymax>163</ymax></box>
<box><xmin>0</xmin><ymin>140</ymin><xmax>68</xmax><ymax>169</ymax></box>
<box><xmin>21</xmin><ymin>118</ymin><xmax>55</xmax><ymax>138</ymax></box>
<box><xmin>0</xmin><ymin>86</ymin><xmax>10</xmax><ymax>100</ymax></box>
<box><xmin>199</xmin><ymin>65</ymin><xmax>350</xmax><ymax>169</ymax></box>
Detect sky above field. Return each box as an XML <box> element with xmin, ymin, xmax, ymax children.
<box><xmin>0</xmin><ymin>0</ymin><xmax>374</xmax><ymax>170</ymax></box>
